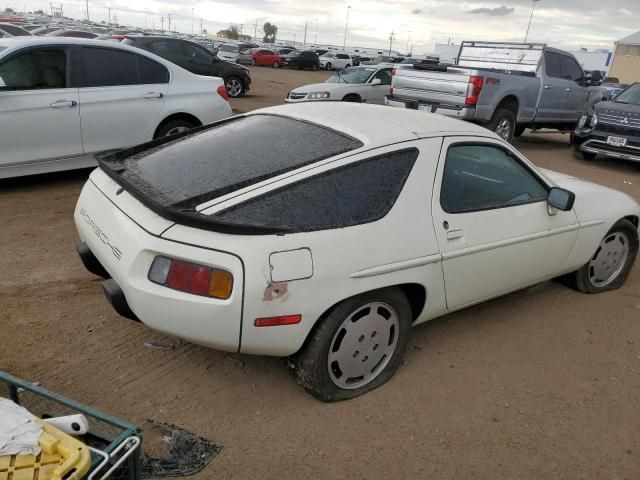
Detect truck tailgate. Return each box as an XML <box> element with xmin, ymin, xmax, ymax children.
<box><xmin>393</xmin><ymin>67</ymin><xmax>471</xmax><ymax>105</ymax></box>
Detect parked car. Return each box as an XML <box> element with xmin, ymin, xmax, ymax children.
<box><xmin>74</xmin><ymin>102</ymin><xmax>640</xmax><ymax>401</ymax></box>
<box><xmin>122</xmin><ymin>36</ymin><xmax>251</xmax><ymax>98</ymax></box>
<box><xmin>352</xmin><ymin>56</ymin><xmax>371</xmax><ymax>66</ymax></box>
<box><xmin>282</xmin><ymin>50</ymin><xmax>320</xmax><ymax>70</ymax></box>
<box><xmin>387</xmin><ymin>41</ymin><xmax>603</xmax><ymax>142</ymax></box>
<box><xmin>286</xmin><ymin>65</ymin><xmax>392</xmax><ymax>103</ymax></box>
<box><xmin>361</xmin><ymin>55</ymin><xmax>404</xmax><ymax>65</ymax></box>
<box><xmin>0</xmin><ymin>22</ymin><xmax>32</xmax><ymax>37</ymax></box>
<box><xmin>49</xmin><ymin>30</ymin><xmax>98</xmax><ymax>38</ymax></box>
<box><xmin>237</xmin><ymin>47</ymin><xmax>254</xmax><ymax>65</ymax></box>
<box><xmin>573</xmin><ymin>82</ymin><xmax>640</xmax><ymax>163</ymax></box>
<box><xmin>277</xmin><ymin>47</ymin><xmax>296</xmax><ymax>55</ymax></box>
<box><xmin>0</xmin><ymin>37</ymin><xmax>232</xmax><ymax>178</ymax></box>
<box><xmin>319</xmin><ymin>52</ymin><xmax>352</xmax><ymax>70</ymax></box>
<box><xmin>315</xmin><ymin>49</ymin><xmax>329</xmax><ymax>56</ymax></box>
<box><xmin>31</xmin><ymin>25</ymin><xmax>62</xmax><ymax>35</ymax></box>
<box><xmin>251</xmin><ymin>48</ymin><xmax>282</xmax><ymax>67</ymax></box>
<box><xmin>216</xmin><ymin>43</ymin><xmax>240</xmax><ymax>62</ymax></box>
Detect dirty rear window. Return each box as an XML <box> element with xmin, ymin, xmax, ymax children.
<box><xmin>101</xmin><ymin>114</ymin><xmax>363</xmax><ymax>210</ymax></box>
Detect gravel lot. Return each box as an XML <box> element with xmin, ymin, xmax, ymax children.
<box><xmin>1</xmin><ymin>65</ymin><xmax>639</xmax><ymax>480</ymax></box>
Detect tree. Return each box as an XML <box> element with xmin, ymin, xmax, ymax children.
<box><xmin>34</xmin><ymin>9</ymin><xmax>44</xmax><ymax>14</ymax></box>
<box><xmin>4</xmin><ymin>7</ymin><xmax>14</xmax><ymax>13</ymax></box>
<box><xmin>226</xmin><ymin>24</ymin><xmax>239</xmax><ymax>40</ymax></box>
<box><xmin>263</xmin><ymin>22</ymin><xmax>277</xmax><ymax>43</ymax></box>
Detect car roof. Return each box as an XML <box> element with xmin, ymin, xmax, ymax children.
<box><xmin>255</xmin><ymin>103</ymin><xmax>497</xmax><ymax>147</ymax></box>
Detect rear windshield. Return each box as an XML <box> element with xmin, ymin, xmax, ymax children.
<box><xmin>0</xmin><ymin>24</ymin><xmax>30</xmax><ymax>36</ymax></box>
<box><xmin>100</xmin><ymin>114</ymin><xmax>363</xmax><ymax>211</ymax></box>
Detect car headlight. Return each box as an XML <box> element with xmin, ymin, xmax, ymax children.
<box><xmin>578</xmin><ymin>114</ymin><xmax>587</xmax><ymax>129</ymax></box>
<box><xmin>578</xmin><ymin>110</ymin><xmax>598</xmax><ymax>131</ymax></box>
<box><xmin>308</xmin><ymin>92</ymin><xmax>331</xmax><ymax>100</ymax></box>
<box><xmin>591</xmin><ymin>112</ymin><xmax>598</xmax><ymax>128</ymax></box>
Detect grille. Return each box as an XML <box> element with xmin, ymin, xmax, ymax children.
<box><xmin>288</xmin><ymin>92</ymin><xmax>307</xmax><ymax>100</ymax></box>
<box><xmin>598</xmin><ymin>112</ymin><xmax>640</xmax><ymax>129</ymax></box>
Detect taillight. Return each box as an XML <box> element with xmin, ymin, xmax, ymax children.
<box><xmin>465</xmin><ymin>76</ymin><xmax>484</xmax><ymax>106</ymax></box>
<box><xmin>389</xmin><ymin>85</ymin><xmax>394</xmax><ymax>96</ymax></box>
<box><xmin>148</xmin><ymin>256</ymin><xmax>233</xmax><ymax>299</ymax></box>
<box><xmin>217</xmin><ymin>85</ymin><xmax>229</xmax><ymax>101</ymax></box>
<box><xmin>391</xmin><ymin>67</ymin><xmax>396</xmax><ymax>76</ymax></box>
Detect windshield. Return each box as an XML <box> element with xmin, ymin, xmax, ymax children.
<box><xmin>326</xmin><ymin>67</ymin><xmax>375</xmax><ymax>84</ymax></box>
<box><xmin>287</xmin><ymin>51</ymin><xmax>300</xmax><ymax>57</ymax></box>
<box><xmin>219</xmin><ymin>44</ymin><xmax>239</xmax><ymax>53</ymax></box>
<box><xmin>321</xmin><ymin>52</ymin><xmax>333</xmax><ymax>58</ymax></box>
<box><xmin>614</xmin><ymin>83</ymin><xmax>640</xmax><ymax>104</ymax></box>
<box><xmin>100</xmin><ymin>115</ymin><xmax>363</xmax><ymax>211</ymax></box>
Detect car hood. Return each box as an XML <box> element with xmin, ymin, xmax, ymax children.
<box><xmin>291</xmin><ymin>82</ymin><xmax>359</xmax><ymax>94</ymax></box>
<box><xmin>594</xmin><ymin>100</ymin><xmax>640</xmax><ymax>116</ymax></box>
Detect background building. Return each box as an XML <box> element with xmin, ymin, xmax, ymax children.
<box><xmin>608</xmin><ymin>31</ymin><xmax>640</xmax><ymax>82</ymax></box>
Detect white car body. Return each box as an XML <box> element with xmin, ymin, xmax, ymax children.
<box><xmin>286</xmin><ymin>65</ymin><xmax>393</xmax><ymax>104</ymax></box>
<box><xmin>216</xmin><ymin>44</ymin><xmax>240</xmax><ymax>63</ymax></box>
<box><xmin>74</xmin><ymin>103</ymin><xmax>640</xmax><ymax>368</ymax></box>
<box><xmin>319</xmin><ymin>52</ymin><xmax>352</xmax><ymax>70</ymax></box>
<box><xmin>0</xmin><ymin>37</ymin><xmax>232</xmax><ymax>178</ymax></box>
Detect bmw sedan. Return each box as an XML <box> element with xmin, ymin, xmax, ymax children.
<box><xmin>74</xmin><ymin>103</ymin><xmax>640</xmax><ymax>401</ymax></box>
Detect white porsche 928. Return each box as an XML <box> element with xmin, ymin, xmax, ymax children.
<box><xmin>74</xmin><ymin>103</ymin><xmax>640</xmax><ymax>401</ymax></box>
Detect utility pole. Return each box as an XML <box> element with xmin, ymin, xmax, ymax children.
<box><xmin>167</xmin><ymin>13</ymin><xmax>171</xmax><ymax>32</ymax></box>
<box><xmin>253</xmin><ymin>19</ymin><xmax>258</xmax><ymax>41</ymax></box>
<box><xmin>388</xmin><ymin>30</ymin><xmax>395</xmax><ymax>55</ymax></box>
<box><xmin>314</xmin><ymin>18</ymin><xmax>318</xmax><ymax>44</ymax></box>
<box><xmin>59</xmin><ymin>3</ymin><xmax>62</xmax><ymax>17</ymax></box>
<box><xmin>343</xmin><ymin>5</ymin><xmax>351</xmax><ymax>49</ymax></box>
<box><xmin>524</xmin><ymin>0</ymin><xmax>540</xmax><ymax>42</ymax></box>
<box><xmin>144</xmin><ymin>8</ymin><xmax>147</xmax><ymax>28</ymax></box>
<box><xmin>191</xmin><ymin>7</ymin><xmax>194</xmax><ymax>34</ymax></box>
<box><xmin>293</xmin><ymin>32</ymin><xmax>296</xmax><ymax>46</ymax></box>
<box><xmin>160</xmin><ymin>16</ymin><xmax>164</xmax><ymax>31</ymax></box>
<box><xmin>85</xmin><ymin>0</ymin><xmax>89</xmax><ymax>21</ymax></box>
<box><xmin>303</xmin><ymin>21</ymin><xmax>307</xmax><ymax>46</ymax></box>
<box><xmin>200</xmin><ymin>18</ymin><xmax>203</xmax><ymax>35</ymax></box>
<box><xmin>107</xmin><ymin>6</ymin><xmax>110</xmax><ymax>25</ymax></box>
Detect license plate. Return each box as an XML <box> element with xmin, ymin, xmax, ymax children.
<box><xmin>607</xmin><ymin>135</ymin><xmax>627</xmax><ymax>147</ymax></box>
<box><xmin>418</xmin><ymin>103</ymin><xmax>433</xmax><ymax>112</ymax></box>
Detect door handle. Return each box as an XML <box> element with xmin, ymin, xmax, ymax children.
<box><xmin>143</xmin><ymin>92</ymin><xmax>163</xmax><ymax>99</ymax></box>
<box><xmin>544</xmin><ymin>85</ymin><xmax>551</xmax><ymax>89</ymax></box>
<box><xmin>49</xmin><ymin>100</ymin><xmax>77</xmax><ymax>108</ymax></box>
<box><xmin>446</xmin><ymin>229</ymin><xmax>464</xmax><ymax>240</ymax></box>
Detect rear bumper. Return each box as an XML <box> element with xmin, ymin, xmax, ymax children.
<box><xmin>572</xmin><ymin>129</ymin><xmax>640</xmax><ymax>163</ymax></box>
<box><xmin>385</xmin><ymin>95</ymin><xmax>476</xmax><ymax>120</ymax></box>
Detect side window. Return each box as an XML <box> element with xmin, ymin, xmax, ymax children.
<box><xmin>81</xmin><ymin>47</ymin><xmax>138</xmax><ymax>87</ymax></box>
<box><xmin>337</xmin><ymin>54</ymin><xmax>349</xmax><ymax>60</ymax></box>
<box><xmin>181</xmin><ymin>42</ymin><xmax>212</xmax><ymax>63</ymax></box>
<box><xmin>372</xmin><ymin>68</ymin><xmax>392</xmax><ymax>85</ymax></box>
<box><xmin>215</xmin><ymin>149</ymin><xmax>419</xmax><ymax>232</ymax></box>
<box><xmin>562</xmin><ymin>56</ymin><xmax>584</xmax><ymax>83</ymax></box>
<box><xmin>544</xmin><ymin>51</ymin><xmax>563</xmax><ymax>79</ymax></box>
<box><xmin>137</xmin><ymin>55</ymin><xmax>169</xmax><ymax>84</ymax></box>
<box><xmin>150</xmin><ymin>41</ymin><xmax>176</xmax><ymax>55</ymax></box>
<box><xmin>0</xmin><ymin>48</ymin><xmax>66</xmax><ymax>90</ymax></box>
<box><xmin>440</xmin><ymin>145</ymin><xmax>548</xmax><ymax>214</ymax></box>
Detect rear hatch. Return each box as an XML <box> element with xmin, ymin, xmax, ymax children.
<box><xmin>392</xmin><ymin>64</ymin><xmax>472</xmax><ymax>105</ymax></box>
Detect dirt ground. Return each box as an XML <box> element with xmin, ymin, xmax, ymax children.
<box><xmin>1</xmin><ymin>65</ymin><xmax>639</xmax><ymax>480</ymax></box>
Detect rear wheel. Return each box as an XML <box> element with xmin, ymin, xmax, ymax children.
<box><xmin>342</xmin><ymin>94</ymin><xmax>361</xmax><ymax>103</ymax></box>
<box><xmin>312</xmin><ymin>63</ymin><xmax>318</xmax><ymax>71</ymax></box>
<box><xmin>224</xmin><ymin>76</ymin><xmax>244</xmax><ymax>98</ymax></box>
<box><xmin>153</xmin><ymin>118</ymin><xmax>198</xmax><ymax>139</ymax></box>
<box><xmin>564</xmin><ymin>219</ymin><xmax>638</xmax><ymax>293</ymax></box>
<box><xmin>325</xmin><ymin>62</ymin><xmax>332</xmax><ymax>70</ymax></box>
<box><xmin>485</xmin><ymin>107</ymin><xmax>516</xmax><ymax>142</ymax></box>
<box><xmin>295</xmin><ymin>288</ymin><xmax>412</xmax><ymax>401</ymax></box>
<box><xmin>345</xmin><ymin>64</ymin><xmax>351</xmax><ymax>68</ymax></box>
<box><xmin>251</xmin><ymin>59</ymin><xmax>256</xmax><ymax>66</ymax></box>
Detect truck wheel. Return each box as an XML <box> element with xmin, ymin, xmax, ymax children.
<box><xmin>312</xmin><ymin>64</ymin><xmax>318</xmax><ymax>71</ymax></box>
<box><xmin>294</xmin><ymin>287</ymin><xmax>412</xmax><ymax>401</ymax></box>
<box><xmin>486</xmin><ymin>108</ymin><xmax>516</xmax><ymax>143</ymax></box>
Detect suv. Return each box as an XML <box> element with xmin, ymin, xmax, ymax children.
<box><xmin>282</xmin><ymin>50</ymin><xmax>320</xmax><ymax>70</ymax></box>
<box><xmin>319</xmin><ymin>53</ymin><xmax>352</xmax><ymax>70</ymax></box>
<box><xmin>122</xmin><ymin>36</ymin><xmax>251</xmax><ymax>98</ymax></box>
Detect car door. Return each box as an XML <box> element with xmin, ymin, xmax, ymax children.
<box><xmin>537</xmin><ymin>51</ymin><xmax>575</xmax><ymax>122</ymax></box>
<box><xmin>561</xmin><ymin>54</ymin><xmax>590</xmax><ymax>122</ymax></box>
<box><xmin>148</xmin><ymin>39</ymin><xmax>185</xmax><ymax>68</ymax></box>
<box><xmin>366</xmin><ymin>67</ymin><xmax>392</xmax><ymax>104</ymax></box>
<box><xmin>77</xmin><ymin>46</ymin><xmax>169</xmax><ymax>154</ymax></box>
<box><xmin>179</xmin><ymin>41</ymin><xmax>217</xmax><ymax>76</ymax></box>
<box><xmin>0</xmin><ymin>45</ymin><xmax>83</xmax><ymax>166</ymax></box>
<box><xmin>431</xmin><ymin>138</ymin><xmax>579</xmax><ymax>310</ymax></box>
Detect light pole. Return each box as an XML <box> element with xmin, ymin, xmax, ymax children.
<box><xmin>406</xmin><ymin>30</ymin><xmax>411</xmax><ymax>55</ymax></box>
<box><xmin>191</xmin><ymin>7</ymin><xmax>194</xmax><ymax>34</ymax></box>
<box><xmin>343</xmin><ymin>5</ymin><xmax>351</xmax><ymax>49</ymax></box>
<box><xmin>314</xmin><ymin>18</ymin><xmax>318</xmax><ymax>44</ymax></box>
<box><xmin>524</xmin><ymin>0</ymin><xmax>540</xmax><ymax>43</ymax></box>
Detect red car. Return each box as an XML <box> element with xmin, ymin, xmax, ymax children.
<box><xmin>251</xmin><ymin>48</ymin><xmax>282</xmax><ymax>68</ymax></box>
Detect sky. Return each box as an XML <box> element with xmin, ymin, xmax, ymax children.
<box><xmin>4</xmin><ymin>0</ymin><xmax>638</xmax><ymax>53</ymax></box>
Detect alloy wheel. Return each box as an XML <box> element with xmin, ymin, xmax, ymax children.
<box><xmin>588</xmin><ymin>231</ymin><xmax>630</xmax><ymax>288</ymax></box>
<box><xmin>226</xmin><ymin>78</ymin><xmax>243</xmax><ymax>97</ymax></box>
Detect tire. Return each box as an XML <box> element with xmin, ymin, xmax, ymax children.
<box><xmin>485</xmin><ymin>107</ymin><xmax>516</xmax><ymax>143</ymax></box>
<box><xmin>342</xmin><ymin>94</ymin><xmax>361</xmax><ymax>103</ymax></box>
<box><xmin>251</xmin><ymin>59</ymin><xmax>256</xmax><ymax>66</ymax></box>
<box><xmin>272</xmin><ymin>61</ymin><xmax>279</xmax><ymax>68</ymax></box>
<box><xmin>325</xmin><ymin>62</ymin><xmax>332</xmax><ymax>70</ymax></box>
<box><xmin>564</xmin><ymin>219</ymin><xmax>639</xmax><ymax>294</ymax></box>
<box><xmin>153</xmin><ymin>118</ymin><xmax>197</xmax><ymax>139</ymax></box>
<box><xmin>345</xmin><ymin>64</ymin><xmax>351</xmax><ymax>68</ymax></box>
<box><xmin>312</xmin><ymin>63</ymin><xmax>318</xmax><ymax>71</ymax></box>
<box><xmin>294</xmin><ymin>287</ymin><xmax>412</xmax><ymax>402</ymax></box>
<box><xmin>573</xmin><ymin>149</ymin><xmax>597</xmax><ymax>161</ymax></box>
<box><xmin>514</xmin><ymin>126</ymin><xmax>526</xmax><ymax>137</ymax></box>
<box><xmin>224</xmin><ymin>76</ymin><xmax>244</xmax><ymax>98</ymax></box>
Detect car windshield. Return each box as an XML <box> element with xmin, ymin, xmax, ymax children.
<box><xmin>326</xmin><ymin>67</ymin><xmax>375</xmax><ymax>84</ymax></box>
<box><xmin>219</xmin><ymin>44</ymin><xmax>239</xmax><ymax>53</ymax></box>
<box><xmin>614</xmin><ymin>83</ymin><xmax>640</xmax><ymax>105</ymax></box>
<box><xmin>287</xmin><ymin>51</ymin><xmax>300</xmax><ymax>57</ymax></box>
<box><xmin>99</xmin><ymin>115</ymin><xmax>363</xmax><ymax>211</ymax></box>
<box><xmin>321</xmin><ymin>52</ymin><xmax>333</xmax><ymax>58</ymax></box>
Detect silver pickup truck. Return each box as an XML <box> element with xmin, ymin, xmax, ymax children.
<box><xmin>386</xmin><ymin>41</ymin><xmax>602</xmax><ymax>142</ymax></box>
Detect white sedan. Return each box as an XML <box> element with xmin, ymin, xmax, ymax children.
<box><xmin>74</xmin><ymin>103</ymin><xmax>640</xmax><ymax>401</ymax></box>
<box><xmin>0</xmin><ymin>38</ymin><xmax>232</xmax><ymax>178</ymax></box>
<box><xmin>286</xmin><ymin>65</ymin><xmax>393</xmax><ymax>104</ymax></box>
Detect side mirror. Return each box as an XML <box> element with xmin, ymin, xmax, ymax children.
<box><xmin>548</xmin><ymin>187</ymin><xmax>575</xmax><ymax>212</ymax></box>
<box><xmin>371</xmin><ymin>78</ymin><xmax>382</xmax><ymax>85</ymax></box>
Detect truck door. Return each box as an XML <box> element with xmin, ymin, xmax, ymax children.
<box><xmin>561</xmin><ymin>54</ymin><xmax>590</xmax><ymax>123</ymax></box>
<box><xmin>537</xmin><ymin>51</ymin><xmax>573</xmax><ymax>122</ymax></box>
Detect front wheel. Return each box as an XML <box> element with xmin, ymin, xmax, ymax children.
<box><xmin>295</xmin><ymin>288</ymin><xmax>412</xmax><ymax>401</ymax></box>
<box><xmin>225</xmin><ymin>76</ymin><xmax>244</xmax><ymax>98</ymax></box>
<box><xmin>153</xmin><ymin>118</ymin><xmax>197</xmax><ymax>139</ymax></box>
<box><xmin>485</xmin><ymin>108</ymin><xmax>516</xmax><ymax>143</ymax></box>
<box><xmin>325</xmin><ymin>62</ymin><xmax>332</xmax><ymax>70</ymax></box>
<box><xmin>251</xmin><ymin>59</ymin><xmax>256</xmax><ymax>66</ymax></box>
<box><xmin>565</xmin><ymin>219</ymin><xmax>639</xmax><ymax>293</ymax></box>
<box><xmin>311</xmin><ymin>63</ymin><xmax>318</xmax><ymax>71</ymax></box>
